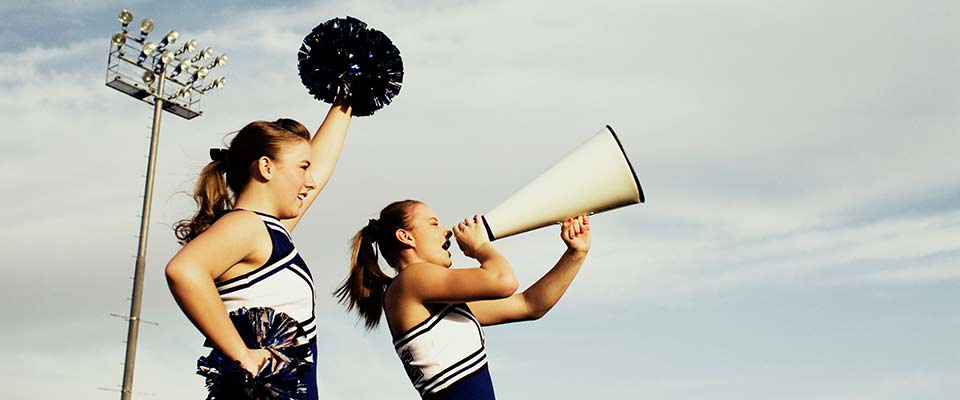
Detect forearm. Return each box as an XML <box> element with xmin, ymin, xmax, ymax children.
<box><xmin>167</xmin><ymin>268</ymin><xmax>250</xmax><ymax>363</ymax></box>
<box><xmin>309</xmin><ymin>100</ymin><xmax>352</xmax><ymax>188</ymax></box>
<box><xmin>520</xmin><ymin>248</ymin><xmax>588</xmax><ymax>319</ymax></box>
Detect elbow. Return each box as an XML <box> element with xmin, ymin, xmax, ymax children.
<box><xmin>494</xmin><ymin>274</ymin><xmax>519</xmax><ymax>298</ymax></box>
<box><xmin>479</xmin><ymin>259</ymin><xmax>518</xmax><ymax>298</ymax></box>
<box><xmin>528</xmin><ymin>309</ymin><xmax>548</xmax><ymax>321</ymax></box>
<box><xmin>526</xmin><ymin>298</ymin><xmax>549</xmax><ymax>321</ymax></box>
<box><xmin>518</xmin><ymin>293</ymin><xmax>549</xmax><ymax>321</ymax></box>
<box><xmin>164</xmin><ymin>260</ymin><xmax>187</xmax><ymax>289</ymax></box>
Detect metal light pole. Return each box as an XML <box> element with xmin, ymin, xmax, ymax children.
<box><xmin>105</xmin><ymin>9</ymin><xmax>226</xmax><ymax>400</ymax></box>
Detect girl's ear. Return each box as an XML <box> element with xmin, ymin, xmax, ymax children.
<box><xmin>396</xmin><ymin>229</ymin><xmax>415</xmax><ymax>247</ymax></box>
<box><xmin>255</xmin><ymin>156</ymin><xmax>273</xmax><ymax>180</ymax></box>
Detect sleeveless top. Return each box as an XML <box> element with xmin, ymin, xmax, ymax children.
<box><xmin>393</xmin><ymin>303</ymin><xmax>492</xmax><ymax>396</ymax></box>
<box><xmin>214</xmin><ymin>211</ymin><xmax>317</xmax><ymax>340</ymax></box>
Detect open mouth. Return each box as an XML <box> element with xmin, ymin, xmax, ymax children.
<box><xmin>297</xmin><ymin>193</ymin><xmax>307</xmax><ymax>200</ymax></box>
<box><xmin>442</xmin><ymin>241</ymin><xmax>451</xmax><ymax>251</ymax></box>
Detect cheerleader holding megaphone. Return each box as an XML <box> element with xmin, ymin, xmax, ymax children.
<box><xmin>337</xmin><ymin>200</ymin><xmax>591</xmax><ymax>399</ymax></box>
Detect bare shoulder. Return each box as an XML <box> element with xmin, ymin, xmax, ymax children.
<box><xmin>193</xmin><ymin>210</ymin><xmax>273</xmax><ymax>280</ymax></box>
<box><xmin>395</xmin><ymin>262</ymin><xmax>447</xmax><ymax>284</ymax></box>
<box><xmin>203</xmin><ymin>210</ymin><xmax>265</xmax><ymax>240</ymax></box>
<box><xmin>168</xmin><ymin>210</ymin><xmax>273</xmax><ymax>281</ymax></box>
<box><xmin>387</xmin><ymin>263</ymin><xmax>442</xmax><ymax>297</ymax></box>
<box><xmin>212</xmin><ymin>209</ymin><xmax>264</xmax><ymax>226</ymax></box>
<box><xmin>384</xmin><ymin>265</ymin><xmax>436</xmax><ymax>334</ymax></box>
<box><xmin>188</xmin><ymin>211</ymin><xmax>268</xmax><ymax>257</ymax></box>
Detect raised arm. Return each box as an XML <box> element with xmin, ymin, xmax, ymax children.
<box><xmin>468</xmin><ymin>215</ymin><xmax>591</xmax><ymax>326</ymax></box>
<box><xmin>165</xmin><ymin>211</ymin><xmax>272</xmax><ymax>375</ymax></box>
<box><xmin>284</xmin><ymin>98</ymin><xmax>353</xmax><ymax>231</ymax></box>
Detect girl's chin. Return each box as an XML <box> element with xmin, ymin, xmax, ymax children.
<box><xmin>279</xmin><ymin>208</ymin><xmax>301</xmax><ymax>220</ymax></box>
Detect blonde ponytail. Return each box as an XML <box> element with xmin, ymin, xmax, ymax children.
<box><xmin>174</xmin><ymin>160</ymin><xmax>232</xmax><ymax>244</ymax></box>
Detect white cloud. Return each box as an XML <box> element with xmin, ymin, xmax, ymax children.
<box><xmin>846</xmin><ymin>259</ymin><xmax>960</xmax><ymax>286</ymax></box>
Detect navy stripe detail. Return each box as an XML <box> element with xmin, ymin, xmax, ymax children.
<box><xmin>251</xmin><ymin>211</ymin><xmax>286</xmax><ymax>229</ymax></box>
<box><xmin>422</xmin><ymin>348</ymin><xmax>488</xmax><ymax>393</ymax></box>
<box><xmin>265</xmin><ymin>222</ymin><xmax>292</xmax><ymax>241</ymax></box>
<box><xmin>289</xmin><ymin>258</ymin><xmax>314</xmax><ymax>280</ymax></box>
<box><xmin>393</xmin><ymin>305</ymin><xmax>456</xmax><ymax>349</ymax></box>
<box><xmin>214</xmin><ymin>248</ymin><xmax>296</xmax><ymax>288</ymax></box>
<box><xmin>425</xmin><ymin>356</ymin><xmax>488</xmax><ymax>394</ymax></box>
<box><xmin>288</xmin><ymin>264</ymin><xmax>316</xmax><ymax>298</ymax></box>
<box><xmin>420</xmin><ymin>347</ymin><xmax>485</xmax><ymax>388</ymax></box>
<box><xmin>217</xmin><ymin>262</ymin><xmax>292</xmax><ymax>295</ymax></box>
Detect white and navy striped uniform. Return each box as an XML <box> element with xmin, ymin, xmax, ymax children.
<box><xmin>393</xmin><ymin>303</ymin><xmax>493</xmax><ymax>397</ymax></box>
<box><xmin>215</xmin><ymin>211</ymin><xmax>317</xmax><ymax>340</ymax></box>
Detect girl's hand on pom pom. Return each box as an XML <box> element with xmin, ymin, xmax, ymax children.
<box><xmin>240</xmin><ymin>348</ymin><xmax>274</xmax><ymax>376</ymax></box>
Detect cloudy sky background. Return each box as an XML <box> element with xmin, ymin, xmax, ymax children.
<box><xmin>2</xmin><ymin>0</ymin><xmax>958</xmax><ymax>398</ymax></box>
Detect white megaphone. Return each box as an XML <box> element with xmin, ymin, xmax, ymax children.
<box><xmin>481</xmin><ymin>125</ymin><xmax>644</xmax><ymax>241</ymax></box>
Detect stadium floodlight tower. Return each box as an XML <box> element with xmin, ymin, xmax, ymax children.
<box><xmin>104</xmin><ymin>9</ymin><xmax>227</xmax><ymax>400</ymax></box>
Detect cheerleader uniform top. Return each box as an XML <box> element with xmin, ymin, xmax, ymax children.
<box><xmin>392</xmin><ymin>303</ymin><xmax>495</xmax><ymax>399</ymax></box>
<box><xmin>214</xmin><ymin>210</ymin><xmax>317</xmax><ymax>340</ymax></box>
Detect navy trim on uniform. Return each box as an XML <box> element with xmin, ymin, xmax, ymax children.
<box><xmin>420</xmin><ymin>347</ymin><xmax>486</xmax><ymax>390</ymax></box>
<box><xmin>301</xmin><ymin>315</ymin><xmax>315</xmax><ymax>327</ymax></box>
<box><xmin>424</xmin><ymin>355</ymin><xmax>488</xmax><ymax>394</ymax></box>
<box><xmin>214</xmin><ymin>245</ymin><xmax>298</xmax><ymax>288</ymax></box>
<box><xmin>422</xmin><ymin>365</ymin><xmax>495</xmax><ymax>400</ymax></box>
<box><xmin>394</xmin><ymin>305</ymin><xmax>456</xmax><ymax>349</ymax></box>
<box><xmin>303</xmin><ymin>325</ymin><xmax>317</xmax><ymax>337</ymax></box>
<box><xmin>216</xmin><ymin>253</ymin><xmax>297</xmax><ymax>295</ymax></box>
<box><xmin>288</xmin><ymin>264</ymin><xmax>316</xmax><ymax>294</ymax></box>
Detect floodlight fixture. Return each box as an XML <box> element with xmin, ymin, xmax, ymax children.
<box><xmin>205</xmin><ymin>76</ymin><xmax>226</xmax><ymax>91</ymax></box>
<box><xmin>137</xmin><ymin>41</ymin><xmax>156</xmax><ymax>64</ymax></box>
<box><xmin>176</xmin><ymin>39</ymin><xmax>197</xmax><ymax>56</ymax></box>
<box><xmin>207</xmin><ymin>54</ymin><xmax>227</xmax><ymax>69</ymax></box>
<box><xmin>193</xmin><ymin>66</ymin><xmax>209</xmax><ymax>82</ymax></box>
<box><xmin>158</xmin><ymin>30</ymin><xmax>178</xmax><ymax>50</ymax></box>
<box><xmin>112</xmin><ymin>32</ymin><xmax>126</xmax><ymax>48</ymax></box>
<box><xmin>138</xmin><ymin>18</ymin><xmax>154</xmax><ymax>39</ymax></box>
<box><xmin>142</xmin><ymin>70</ymin><xmax>156</xmax><ymax>85</ymax></box>
<box><xmin>171</xmin><ymin>59</ymin><xmax>192</xmax><ymax>77</ymax></box>
<box><xmin>192</xmin><ymin>46</ymin><xmax>213</xmax><ymax>62</ymax></box>
<box><xmin>119</xmin><ymin>10</ymin><xmax>134</xmax><ymax>29</ymax></box>
<box><xmin>159</xmin><ymin>50</ymin><xmax>175</xmax><ymax>66</ymax></box>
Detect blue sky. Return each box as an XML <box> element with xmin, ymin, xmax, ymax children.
<box><xmin>1</xmin><ymin>0</ymin><xmax>958</xmax><ymax>399</ymax></box>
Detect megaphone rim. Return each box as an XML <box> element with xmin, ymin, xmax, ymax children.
<box><xmin>605</xmin><ymin>124</ymin><xmax>645</xmax><ymax>203</ymax></box>
<box><xmin>481</xmin><ymin>215</ymin><xmax>495</xmax><ymax>241</ymax></box>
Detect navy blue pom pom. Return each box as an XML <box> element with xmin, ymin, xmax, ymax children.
<box><xmin>297</xmin><ymin>16</ymin><xmax>403</xmax><ymax>117</ymax></box>
<box><xmin>197</xmin><ymin>307</ymin><xmax>312</xmax><ymax>400</ymax></box>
